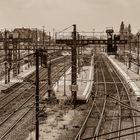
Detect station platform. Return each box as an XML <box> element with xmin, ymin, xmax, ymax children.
<box><xmin>53</xmin><ymin>55</ymin><xmax>94</xmax><ymax>102</ymax></box>
<box><xmin>0</xmin><ymin>55</ymin><xmax>94</xmax><ymax>103</ymax></box>
<box><xmin>0</xmin><ymin>64</ymin><xmax>36</xmax><ymax>92</ymax></box>
<box><xmin>106</xmin><ymin>54</ymin><xmax>140</xmax><ymax>100</ymax></box>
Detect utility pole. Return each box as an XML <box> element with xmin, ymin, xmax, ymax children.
<box><xmin>122</xmin><ymin>34</ymin><xmax>126</xmax><ymax>65</ymax></box>
<box><xmin>48</xmin><ymin>61</ymin><xmax>52</xmax><ymax>99</ymax></box>
<box><xmin>35</xmin><ymin>28</ymin><xmax>39</xmax><ymax>140</ymax></box>
<box><xmin>77</xmin><ymin>33</ymin><xmax>80</xmax><ymax>73</ymax></box>
<box><xmin>18</xmin><ymin>43</ymin><xmax>20</xmax><ymax>74</ymax></box>
<box><xmin>48</xmin><ymin>32</ymin><xmax>51</xmax><ymax>57</ymax></box>
<box><xmin>27</xmin><ymin>31</ymin><xmax>31</xmax><ymax>68</ymax></box>
<box><xmin>4</xmin><ymin>30</ymin><xmax>8</xmax><ymax>84</ymax></box>
<box><xmin>34</xmin><ymin>29</ymin><xmax>38</xmax><ymax>61</ymax></box>
<box><xmin>40</xmin><ymin>26</ymin><xmax>45</xmax><ymax>67</ymax></box>
<box><xmin>13</xmin><ymin>39</ymin><xmax>18</xmax><ymax>77</ymax></box>
<box><xmin>63</xmin><ymin>55</ymin><xmax>66</xmax><ymax>96</ymax></box>
<box><xmin>6</xmin><ymin>33</ymin><xmax>11</xmax><ymax>83</ymax></box>
<box><xmin>49</xmin><ymin>32</ymin><xmax>51</xmax><ymax>46</ymax></box>
<box><xmin>42</xmin><ymin>26</ymin><xmax>45</xmax><ymax>50</ymax></box>
<box><xmin>124</xmin><ymin>43</ymin><xmax>126</xmax><ymax>65</ymax></box>
<box><xmin>137</xmin><ymin>32</ymin><xmax>140</xmax><ymax>74</ymax></box>
<box><xmin>35</xmin><ymin>49</ymin><xmax>40</xmax><ymax>140</ymax></box>
<box><xmin>71</xmin><ymin>24</ymin><xmax>77</xmax><ymax>108</ymax></box>
<box><xmin>53</xmin><ymin>28</ymin><xmax>55</xmax><ymax>44</ymax></box>
<box><xmin>28</xmin><ymin>43</ymin><xmax>30</xmax><ymax>68</ymax></box>
<box><xmin>128</xmin><ymin>35</ymin><xmax>132</xmax><ymax>69</ymax></box>
<box><xmin>55</xmin><ymin>32</ymin><xmax>57</xmax><ymax>44</ymax></box>
<box><xmin>81</xmin><ymin>36</ymin><xmax>83</xmax><ymax>56</ymax></box>
<box><xmin>8</xmin><ymin>49</ymin><xmax>12</xmax><ymax>83</ymax></box>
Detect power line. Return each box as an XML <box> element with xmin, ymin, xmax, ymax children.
<box><xmin>57</xmin><ymin>25</ymin><xmax>73</xmax><ymax>33</ymax></box>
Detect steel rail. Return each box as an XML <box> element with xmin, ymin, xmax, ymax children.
<box><xmin>0</xmin><ymin>84</ymin><xmax>47</xmax><ymax>140</ymax></box>
<box><xmin>93</xmin><ymin>56</ymin><xmax>107</xmax><ymax>140</ymax></box>
<box><xmin>105</xmin><ymin>55</ymin><xmax>137</xmax><ymax>140</ymax></box>
<box><xmin>104</xmin><ymin>57</ymin><xmax>122</xmax><ymax>139</ymax></box>
<box><xmin>0</xmin><ymin>70</ymin><xmax>48</xmax><ymax>127</ymax></box>
<box><xmin>0</xmin><ymin>67</ymin><xmax>44</xmax><ymax>102</ymax></box>
<box><xmin>74</xmin><ymin>56</ymin><xmax>99</xmax><ymax>140</ymax></box>
<box><xmin>0</xmin><ymin>59</ymin><xmax>71</xmax><ymax>139</ymax></box>
<box><xmin>0</xmin><ymin>68</ymin><xmax>46</xmax><ymax>111</ymax></box>
<box><xmin>0</xmin><ymin>55</ymin><xmax>69</xmax><ymax>103</ymax></box>
<box><xmin>82</xmin><ymin>125</ymin><xmax>140</xmax><ymax>140</ymax></box>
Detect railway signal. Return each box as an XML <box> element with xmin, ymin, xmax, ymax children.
<box><xmin>56</xmin><ymin>25</ymin><xmax>127</xmax><ymax>106</ymax></box>
<box><xmin>106</xmin><ymin>28</ymin><xmax>114</xmax><ymax>55</ymax></box>
<box><xmin>41</xmin><ymin>49</ymin><xmax>48</xmax><ymax>68</ymax></box>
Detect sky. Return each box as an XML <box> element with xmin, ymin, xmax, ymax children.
<box><xmin>0</xmin><ymin>0</ymin><xmax>139</xmax><ymax>33</ymax></box>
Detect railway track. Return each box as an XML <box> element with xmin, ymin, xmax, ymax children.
<box><xmin>75</xmin><ymin>54</ymin><xmax>138</xmax><ymax>140</ymax></box>
<box><xmin>0</xmin><ymin>56</ymin><xmax>71</xmax><ymax>140</ymax></box>
<box><xmin>104</xmin><ymin>56</ymin><xmax>136</xmax><ymax>140</ymax></box>
<box><xmin>75</xmin><ymin>55</ymin><xmax>107</xmax><ymax>140</ymax></box>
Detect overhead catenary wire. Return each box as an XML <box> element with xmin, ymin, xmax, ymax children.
<box><xmin>80</xmin><ymin>55</ymin><xmax>139</xmax><ymax>140</ymax></box>
<box><xmin>57</xmin><ymin>25</ymin><xmax>73</xmax><ymax>34</ymax></box>
<box><xmin>82</xmin><ymin>124</ymin><xmax>140</xmax><ymax>140</ymax></box>
<box><xmin>0</xmin><ymin>91</ymin><xmax>52</xmax><ymax>118</ymax></box>
<box><xmin>108</xmin><ymin>94</ymin><xmax>140</xmax><ymax>114</ymax></box>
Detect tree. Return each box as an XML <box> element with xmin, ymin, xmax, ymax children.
<box><xmin>119</xmin><ymin>21</ymin><xmax>125</xmax><ymax>34</ymax></box>
<box><xmin>128</xmin><ymin>24</ymin><xmax>131</xmax><ymax>34</ymax></box>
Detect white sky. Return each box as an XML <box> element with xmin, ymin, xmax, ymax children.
<box><xmin>0</xmin><ymin>0</ymin><xmax>139</xmax><ymax>33</ymax></box>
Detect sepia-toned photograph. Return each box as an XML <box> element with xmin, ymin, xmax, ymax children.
<box><xmin>0</xmin><ymin>0</ymin><xmax>140</xmax><ymax>140</ymax></box>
